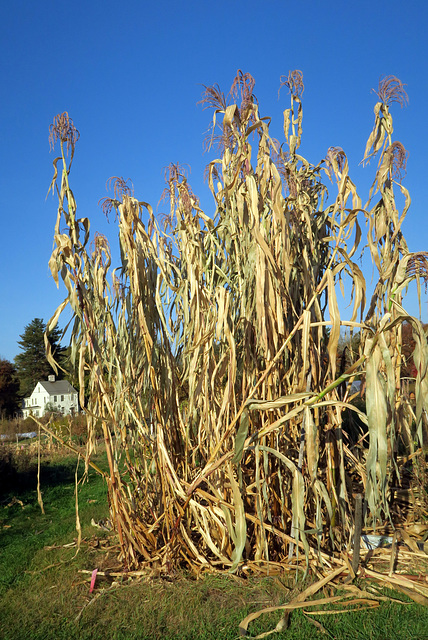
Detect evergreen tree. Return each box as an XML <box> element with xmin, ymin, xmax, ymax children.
<box><xmin>14</xmin><ymin>318</ymin><xmax>65</xmax><ymax>397</ymax></box>
<box><xmin>0</xmin><ymin>359</ymin><xmax>20</xmax><ymax>418</ymax></box>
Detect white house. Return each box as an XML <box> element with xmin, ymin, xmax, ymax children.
<box><xmin>22</xmin><ymin>375</ymin><xmax>79</xmax><ymax>418</ymax></box>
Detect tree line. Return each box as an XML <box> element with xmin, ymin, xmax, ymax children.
<box><xmin>0</xmin><ymin>318</ymin><xmax>65</xmax><ymax>419</ymax></box>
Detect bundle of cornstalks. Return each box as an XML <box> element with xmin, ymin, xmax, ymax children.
<box><xmin>44</xmin><ymin>71</ymin><xmax>428</xmax><ymax>575</ymax></box>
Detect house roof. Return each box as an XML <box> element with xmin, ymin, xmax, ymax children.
<box><xmin>37</xmin><ymin>380</ymin><xmax>77</xmax><ymax>395</ymax></box>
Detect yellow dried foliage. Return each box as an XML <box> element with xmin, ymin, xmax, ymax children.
<box><xmin>45</xmin><ymin>71</ymin><xmax>428</xmax><ymax>575</ymax></box>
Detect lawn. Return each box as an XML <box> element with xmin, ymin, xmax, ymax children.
<box><xmin>1</xmin><ymin>445</ymin><xmax>428</xmax><ymax>640</ymax></box>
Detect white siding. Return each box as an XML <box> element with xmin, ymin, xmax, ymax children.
<box><xmin>22</xmin><ymin>382</ymin><xmax>79</xmax><ymax>418</ymax></box>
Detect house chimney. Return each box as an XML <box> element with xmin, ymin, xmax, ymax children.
<box><xmin>48</xmin><ymin>375</ymin><xmax>55</xmax><ymax>382</ymax></box>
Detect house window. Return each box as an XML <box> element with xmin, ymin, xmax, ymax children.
<box><xmin>54</xmin><ymin>396</ymin><xmax>57</xmax><ymax>402</ymax></box>
<box><xmin>61</xmin><ymin>395</ymin><xmax>64</xmax><ymax>402</ymax></box>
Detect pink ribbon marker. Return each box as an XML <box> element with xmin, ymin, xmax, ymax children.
<box><xmin>89</xmin><ymin>568</ymin><xmax>98</xmax><ymax>593</ymax></box>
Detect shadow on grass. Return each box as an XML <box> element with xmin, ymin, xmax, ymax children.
<box><xmin>0</xmin><ymin>449</ymin><xmax>77</xmax><ymax>499</ymax></box>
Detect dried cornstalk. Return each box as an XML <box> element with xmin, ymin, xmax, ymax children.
<box><xmin>45</xmin><ymin>75</ymin><xmax>427</xmax><ymax>573</ymax></box>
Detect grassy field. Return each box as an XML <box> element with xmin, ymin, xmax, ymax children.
<box><xmin>1</xmin><ymin>445</ymin><xmax>428</xmax><ymax>640</ymax></box>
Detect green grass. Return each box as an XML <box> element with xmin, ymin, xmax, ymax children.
<box><xmin>1</xmin><ymin>448</ymin><xmax>428</xmax><ymax>640</ymax></box>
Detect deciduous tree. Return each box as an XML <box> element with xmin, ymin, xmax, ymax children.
<box><xmin>0</xmin><ymin>359</ymin><xmax>20</xmax><ymax>418</ymax></box>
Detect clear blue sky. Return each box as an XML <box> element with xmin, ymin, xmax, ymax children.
<box><xmin>1</xmin><ymin>0</ymin><xmax>427</xmax><ymax>362</ymax></box>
